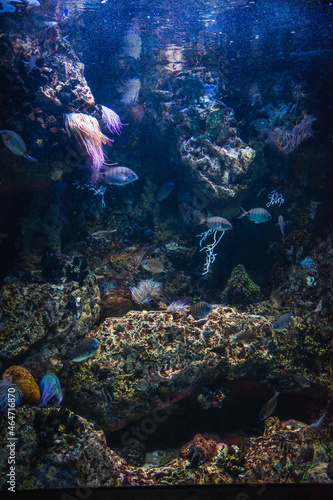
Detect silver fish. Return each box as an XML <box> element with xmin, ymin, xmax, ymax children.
<box><xmin>100</xmin><ymin>166</ymin><xmax>138</xmax><ymax>186</ymax></box>
<box><xmin>238</xmin><ymin>207</ymin><xmax>272</xmax><ymax>224</ymax></box>
<box><xmin>23</xmin><ymin>55</ymin><xmax>38</xmax><ymax>75</ymax></box>
<box><xmin>69</xmin><ymin>337</ymin><xmax>100</xmax><ymax>362</ymax></box>
<box><xmin>141</xmin><ymin>258</ymin><xmax>165</xmax><ymax>273</ymax></box>
<box><xmin>201</xmin><ymin>216</ymin><xmax>232</xmax><ymax>232</ymax></box>
<box><xmin>0</xmin><ymin>130</ymin><xmax>37</xmax><ymax>161</ymax></box>
<box><xmin>230</xmin><ymin>330</ymin><xmax>258</xmax><ymax>343</ymax></box>
<box><xmin>276</xmin><ymin>215</ymin><xmax>285</xmax><ymax>236</ymax></box>
<box><xmin>258</xmin><ymin>388</ymin><xmax>279</xmax><ymax>421</ymax></box>
<box><xmin>90</xmin><ymin>229</ymin><xmax>117</xmax><ymax>238</ymax></box>
<box><xmin>190</xmin><ymin>301</ymin><xmax>213</xmax><ymax>320</ymax></box>
<box><xmin>273</xmin><ymin>308</ymin><xmax>294</xmax><ymax>330</ymax></box>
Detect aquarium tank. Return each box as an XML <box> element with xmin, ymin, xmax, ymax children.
<box><xmin>0</xmin><ymin>0</ymin><xmax>332</xmax><ymax>495</ymax></box>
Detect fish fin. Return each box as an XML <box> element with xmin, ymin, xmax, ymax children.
<box><xmin>25</xmin><ymin>155</ymin><xmax>38</xmax><ymax>162</ymax></box>
<box><xmin>237</xmin><ymin>206</ymin><xmax>247</xmax><ymax>219</ymax></box>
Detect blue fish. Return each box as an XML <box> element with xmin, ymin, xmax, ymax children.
<box><xmin>68</xmin><ymin>337</ymin><xmax>100</xmax><ymax>362</ymax></box>
<box><xmin>100</xmin><ymin>166</ymin><xmax>138</xmax><ymax>186</ymax></box>
<box><xmin>154</xmin><ymin>182</ymin><xmax>175</xmax><ymax>203</ymax></box>
<box><xmin>273</xmin><ymin>308</ymin><xmax>294</xmax><ymax>330</ymax></box>
<box><xmin>308</xmin><ymin>412</ymin><xmax>326</xmax><ymax>430</ymax></box>
<box><xmin>0</xmin><ymin>1</ymin><xmax>16</xmax><ymax>13</ymax></box>
<box><xmin>0</xmin><ymin>130</ymin><xmax>37</xmax><ymax>161</ymax></box>
<box><xmin>62</xmin><ymin>8</ymin><xmax>69</xmax><ymax>19</ymax></box>
<box><xmin>238</xmin><ymin>207</ymin><xmax>272</xmax><ymax>224</ymax></box>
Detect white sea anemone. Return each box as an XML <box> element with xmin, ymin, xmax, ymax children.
<box><xmin>130</xmin><ymin>279</ymin><xmax>162</xmax><ymax>305</ymax></box>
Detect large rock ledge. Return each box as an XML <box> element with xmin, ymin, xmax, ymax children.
<box><xmin>60</xmin><ymin>307</ymin><xmax>331</xmax><ymax>431</ymax></box>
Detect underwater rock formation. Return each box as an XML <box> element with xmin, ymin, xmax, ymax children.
<box><xmin>1</xmin><ymin>406</ymin><xmax>331</xmax><ymax>490</ymax></box>
<box><xmin>150</xmin><ymin>71</ymin><xmax>256</xmax><ymax>209</ymax></box>
<box><xmin>57</xmin><ymin>305</ymin><xmax>332</xmax><ymax>432</ymax></box>
<box><xmin>0</xmin><ymin>272</ymin><xmax>100</xmax><ymax>361</ymax></box>
<box><xmin>0</xmin><ymin>407</ymin><xmax>118</xmax><ymax>489</ymax></box>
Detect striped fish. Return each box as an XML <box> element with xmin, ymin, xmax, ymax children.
<box><xmin>238</xmin><ymin>207</ymin><xmax>272</xmax><ymax>224</ymax></box>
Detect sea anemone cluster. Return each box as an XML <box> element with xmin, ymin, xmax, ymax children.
<box><xmin>64</xmin><ymin>112</ymin><xmax>112</xmax><ymax>183</ymax></box>
<box><xmin>223</xmin><ymin>264</ymin><xmax>262</xmax><ymax>305</ymax></box>
<box><xmin>40</xmin><ymin>373</ymin><xmax>63</xmax><ymax>408</ymax></box>
<box><xmin>99</xmin><ymin>105</ymin><xmax>126</xmax><ymax>135</ymax></box>
<box><xmin>121</xmin><ymin>78</ymin><xmax>141</xmax><ymax>105</ymax></box>
<box><xmin>130</xmin><ymin>279</ymin><xmax>163</xmax><ymax>305</ymax></box>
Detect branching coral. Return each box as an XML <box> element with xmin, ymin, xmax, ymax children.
<box><xmin>64</xmin><ymin>113</ymin><xmax>112</xmax><ymax>183</ymax></box>
<box><xmin>130</xmin><ymin>279</ymin><xmax>162</xmax><ymax>305</ymax></box>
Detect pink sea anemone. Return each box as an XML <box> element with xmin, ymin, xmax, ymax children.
<box><xmin>99</xmin><ymin>105</ymin><xmax>127</xmax><ymax>135</ymax></box>
<box><xmin>64</xmin><ymin>112</ymin><xmax>113</xmax><ymax>183</ymax></box>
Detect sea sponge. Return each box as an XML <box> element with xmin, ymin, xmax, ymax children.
<box><xmin>2</xmin><ymin>366</ymin><xmax>40</xmax><ymax>405</ymax></box>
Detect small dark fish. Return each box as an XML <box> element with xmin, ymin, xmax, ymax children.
<box><xmin>154</xmin><ymin>182</ymin><xmax>175</xmax><ymax>203</ymax></box>
<box><xmin>190</xmin><ymin>301</ymin><xmax>213</xmax><ymax>320</ymax></box>
<box><xmin>90</xmin><ymin>229</ymin><xmax>117</xmax><ymax>238</ymax></box>
<box><xmin>200</xmin><ymin>217</ymin><xmax>232</xmax><ymax>232</ymax></box>
<box><xmin>313</xmin><ymin>299</ymin><xmax>322</xmax><ymax>313</ymax></box>
<box><xmin>69</xmin><ymin>337</ymin><xmax>100</xmax><ymax>362</ymax></box>
<box><xmin>258</xmin><ymin>388</ymin><xmax>279</xmax><ymax>421</ymax></box>
<box><xmin>273</xmin><ymin>308</ymin><xmax>294</xmax><ymax>330</ymax></box>
<box><xmin>292</xmin><ymin>373</ymin><xmax>311</xmax><ymax>389</ymax></box>
<box><xmin>141</xmin><ymin>258</ymin><xmax>165</xmax><ymax>273</ymax></box>
<box><xmin>238</xmin><ymin>207</ymin><xmax>272</xmax><ymax>224</ymax></box>
<box><xmin>230</xmin><ymin>330</ymin><xmax>258</xmax><ymax>343</ymax></box>
<box><xmin>101</xmin><ymin>166</ymin><xmax>138</xmax><ymax>186</ymax></box>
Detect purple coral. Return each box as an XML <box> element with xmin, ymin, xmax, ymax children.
<box><xmin>99</xmin><ymin>105</ymin><xmax>127</xmax><ymax>135</ymax></box>
<box><xmin>40</xmin><ymin>373</ymin><xmax>63</xmax><ymax>407</ymax></box>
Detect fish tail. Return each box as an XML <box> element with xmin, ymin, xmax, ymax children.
<box><xmin>25</xmin><ymin>154</ymin><xmax>38</xmax><ymax>162</ymax></box>
<box><xmin>237</xmin><ymin>206</ymin><xmax>247</xmax><ymax>219</ymax></box>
